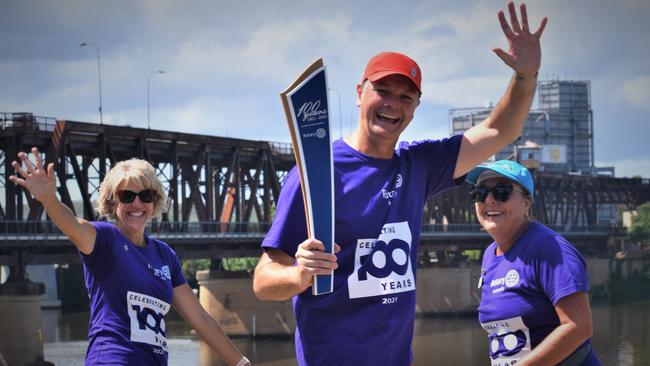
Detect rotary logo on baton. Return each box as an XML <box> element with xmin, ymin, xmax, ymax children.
<box><xmin>297</xmin><ymin>100</ymin><xmax>328</xmax><ymax>123</ymax></box>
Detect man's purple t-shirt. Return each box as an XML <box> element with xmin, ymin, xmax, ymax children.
<box><xmin>80</xmin><ymin>221</ymin><xmax>186</xmax><ymax>365</ymax></box>
<box><xmin>262</xmin><ymin>136</ymin><xmax>462</xmax><ymax>366</ymax></box>
<box><xmin>478</xmin><ymin>221</ymin><xmax>600</xmax><ymax>365</ymax></box>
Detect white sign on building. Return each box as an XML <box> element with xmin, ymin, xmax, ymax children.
<box><xmin>541</xmin><ymin>145</ymin><xmax>567</xmax><ymax>164</ymax></box>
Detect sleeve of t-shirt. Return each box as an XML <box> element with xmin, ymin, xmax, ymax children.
<box><xmin>408</xmin><ymin>134</ymin><xmax>463</xmax><ymax>198</ymax></box>
<box><xmin>81</xmin><ymin>221</ymin><xmax>112</xmax><ymax>267</ymax></box>
<box><xmin>167</xmin><ymin>246</ymin><xmax>186</xmax><ymax>288</ymax></box>
<box><xmin>535</xmin><ymin>235</ymin><xmax>590</xmax><ymax>305</ymax></box>
<box><xmin>260</xmin><ymin>167</ymin><xmax>308</xmax><ymax>257</ymax></box>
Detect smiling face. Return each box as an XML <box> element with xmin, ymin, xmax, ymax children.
<box><xmin>114</xmin><ymin>178</ymin><xmax>154</xmax><ymax>245</ymax></box>
<box><xmin>355</xmin><ymin>74</ymin><xmax>420</xmax><ymax>157</ymax></box>
<box><xmin>474</xmin><ymin>177</ymin><xmax>531</xmax><ymax>240</ymax></box>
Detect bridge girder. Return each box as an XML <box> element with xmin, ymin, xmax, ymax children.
<box><xmin>1</xmin><ymin>112</ymin><xmax>649</xmax><ymax>265</ymax></box>
<box><xmin>1</xmin><ymin>116</ymin><xmax>294</xmax><ymax>225</ymax></box>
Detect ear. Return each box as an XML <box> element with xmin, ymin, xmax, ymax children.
<box><xmin>522</xmin><ymin>196</ymin><xmax>532</xmax><ymax>211</ymax></box>
<box><xmin>355</xmin><ymin>83</ymin><xmax>363</xmax><ymax>107</ymax></box>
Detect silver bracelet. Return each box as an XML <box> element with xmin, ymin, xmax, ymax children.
<box><xmin>236</xmin><ymin>356</ymin><xmax>251</xmax><ymax>366</ymax></box>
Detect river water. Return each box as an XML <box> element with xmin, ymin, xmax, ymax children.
<box><xmin>42</xmin><ymin>301</ymin><xmax>649</xmax><ymax>365</ymax></box>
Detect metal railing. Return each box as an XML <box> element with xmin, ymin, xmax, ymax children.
<box><xmin>268</xmin><ymin>141</ymin><xmax>293</xmax><ymax>156</ymax></box>
<box><xmin>1</xmin><ymin>112</ymin><xmax>57</xmax><ymax>132</ymax></box>
<box><xmin>0</xmin><ymin>221</ymin><xmax>270</xmax><ymax>242</ymax></box>
<box><xmin>0</xmin><ymin>221</ymin><xmax>615</xmax><ymax>242</ymax></box>
<box><xmin>422</xmin><ymin>223</ymin><xmax>613</xmax><ymax>235</ymax></box>
<box><xmin>421</xmin><ymin>224</ymin><xmax>483</xmax><ymax>233</ymax></box>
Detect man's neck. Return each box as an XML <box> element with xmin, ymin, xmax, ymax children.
<box><xmin>344</xmin><ymin>132</ymin><xmax>396</xmax><ymax>159</ymax></box>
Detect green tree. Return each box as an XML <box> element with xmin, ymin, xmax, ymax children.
<box><xmin>630</xmin><ymin>202</ymin><xmax>650</xmax><ymax>244</ymax></box>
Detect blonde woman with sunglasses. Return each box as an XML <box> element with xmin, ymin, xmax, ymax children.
<box><xmin>466</xmin><ymin>160</ymin><xmax>600</xmax><ymax>365</ymax></box>
<box><xmin>10</xmin><ymin>147</ymin><xmax>250</xmax><ymax>366</ymax></box>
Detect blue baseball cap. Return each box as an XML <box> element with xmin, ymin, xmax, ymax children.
<box><xmin>465</xmin><ymin>160</ymin><xmax>534</xmax><ymax>201</ymax></box>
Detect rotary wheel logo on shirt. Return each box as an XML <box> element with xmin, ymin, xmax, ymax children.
<box><xmin>489</xmin><ymin>269</ymin><xmax>521</xmax><ymax>294</ymax></box>
<box><xmin>504</xmin><ymin>270</ymin><xmax>520</xmax><ymax>288</ymax></box>
<box><xmin>127</xmin><ymin>291</ymin><xmax>170</xmax><ymax>352</ymax></box>
<box><xmin>347</xmin><ymin>221</ymin><xmax>415</xmax><ymax>299</ymax></box>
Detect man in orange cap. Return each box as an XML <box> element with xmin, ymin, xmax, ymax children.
<box><xmin>254</xmin><ymin>2</ymin><xmax>547</xmax><ymax>365</ymax></box>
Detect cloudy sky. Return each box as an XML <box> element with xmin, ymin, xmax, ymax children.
<box><xmin>2</xmin><ymin>0</ymin><xmax>649</xmax><ymax>177</ymax></box>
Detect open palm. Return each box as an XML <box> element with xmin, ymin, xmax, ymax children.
<box><xmin>9</xmin><ymin>147</ymin><xmax>58</xmax><ymax>204</ymax></box>
<box><xmin>493</xmin><ymin>1</ymin><xmax>548</xmax><ymax>78</ymax></box>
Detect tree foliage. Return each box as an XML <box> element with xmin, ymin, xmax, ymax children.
<box><xmin>630</xmin><ymin>202</ymin><xmax>650</xmax><ymax>244</ymax></box>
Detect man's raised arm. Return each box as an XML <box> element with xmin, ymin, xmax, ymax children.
<box><xmin>454</xmin><ymin>1</ymin><xmax>548</xmax><ymax>179</ymax></box>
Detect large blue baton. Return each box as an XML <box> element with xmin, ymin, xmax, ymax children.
<box><xmin>280</xmin><ymin>59</ymin><xmax>334</xmax><ymax>295</ymax></box>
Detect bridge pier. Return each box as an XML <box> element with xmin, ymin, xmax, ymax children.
<box><xmin>0</xmin><ymin>266</ymin><xmax>53</xmax><ymax>366</ymax></box>
<box><xmin>26</xmin><ymin>265</ymin><xmax>61</xmax><ymax>308</ymax></box>
<box><xmin>416</xmin><ymin>265</ymin><xmax>482</xmax><ymax>314</ymax></box>
<box><xmin>195</xmin><ymin>268</ymin><xmax>295</xmax><ymax>365</ymax></box>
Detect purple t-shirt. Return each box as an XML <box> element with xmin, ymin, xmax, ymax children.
<box><xmin>80</xmin><ymin>221</ymin><xmax>186</xmax><ymax>365</ymax></box>
<box><xmin>262</xmin><ymin>136</ymin><xmax>462</xmax><ymax>366</ymax></box>
<box><xmin>478</xmin><ymin>221</ymin><xmax>600</xmax><ymax>365</ymax></box>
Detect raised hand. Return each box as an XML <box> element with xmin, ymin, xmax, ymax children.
<box><xmin>9</xmin><ymin>147</ymin><xmax>58</xmax><ymax>204</ymax></box>
<box><xmin>493</xmin><ymin>1</ymin><xmax>548</xmax><ymax>78</ymax></box>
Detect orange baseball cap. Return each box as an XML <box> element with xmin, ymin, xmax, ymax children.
<box><xmin>361</xmin><ymin>52</ymin><xmax>422</xmax><ymax>94</ymax></box>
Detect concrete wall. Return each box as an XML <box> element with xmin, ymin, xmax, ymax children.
<box><xmin>416</xmin><ymin>266</ymin><xmax>481</xmax><ymax>314</ymax></box>
<box><xmin>0</xmin><ymin>295</ymin><xmax>47</xmax><ymax>366</ymax></box>
<box><xmin>197</xmin><ymin>266</ymin><xmax>485</xmax><ymax>336</ymax></box>
<box><xmin>587</xmin><ymin>258</ymin><xmax>610</xmax><ymax>287</ymax></box>
<box><xmin>196</xmin><ymin>262</ymin><xmax>612</xmax><ymax>336</ymax></box>
<box><xmin>197</xmin><ymin>271</ymin><xmax>295</xmax><ymax>336</ymax></box>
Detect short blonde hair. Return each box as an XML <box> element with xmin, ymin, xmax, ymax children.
<box><xmin>96</xmin><ymin>159</ymin><xmax>168</xmax><ymax>220</ymax></box>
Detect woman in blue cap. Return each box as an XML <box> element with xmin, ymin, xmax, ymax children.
<box><xmin>466</xmin><ymin>160</ymin><xmax>601</xmax><ymax>365</ymax></box>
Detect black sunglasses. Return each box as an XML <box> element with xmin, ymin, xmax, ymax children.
<box><xmin>470</xmin><ymin>184</ymin><xmax>525</xmax><ymax>203</ymax></box>
<box><xmin>116</xmin><ymin>189</ymin><xmax>156</xmax><ymax>204</ymax></box>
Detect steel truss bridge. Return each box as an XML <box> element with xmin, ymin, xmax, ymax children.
<box><xmin>1</xmin><ymin>112</ymin><xmax>649</xmax><ymax>267</ymax></box>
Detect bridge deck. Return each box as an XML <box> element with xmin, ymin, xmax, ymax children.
<box><xmin>0</xmin><ymin>222</ymin><xmax>616</xmax><ymax>265</ymax></box>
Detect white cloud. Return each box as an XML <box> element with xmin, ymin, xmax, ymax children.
<box><xmin>148</xmin><ymin>94</ymin><xmax>290</xmax><ymax>142</ymax></box>
<box><xmin>167</xmin><ymin>16</ymin><xmax>354</xmax><ymax>87</ymax></box>
<box><xmin>425</xmin><ymin>76</ymin><xmax>507</xmax><ymax>107</ymax></box>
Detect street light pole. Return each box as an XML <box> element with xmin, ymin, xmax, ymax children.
<box><xmin>147</xmin><ymin>70</ymin><xmax>165</xmax><ymax>129</ymax></box>
<box><xmin>79</xmin><ymin>42</ymin><xmax>103</xmax><ymax>124</ymax></box>
<box><xmin>328</xmin><ymin>88</ymin><xmax>343</xmax><ymax>139</ymax></box>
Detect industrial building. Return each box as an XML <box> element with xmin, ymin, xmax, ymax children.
<box><xmin>450</xmin><ymin>79</ymin><xmax>618</xmax><ymax>224</ymax></box>
<box><xmin>450</xmin><ymin>79</ymin><xmax>614</xmax><ymax>176</ymax></box>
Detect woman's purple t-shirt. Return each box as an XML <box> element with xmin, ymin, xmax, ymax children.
<box><xmin>478</xmin><ymin>221</ymin><xmax>600</xmax><ymax>365</ymax></box>
<box><xmin>80</xmin><ymin>221</ymin><xmax>185</xmax><ymax>365</ymax></box>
